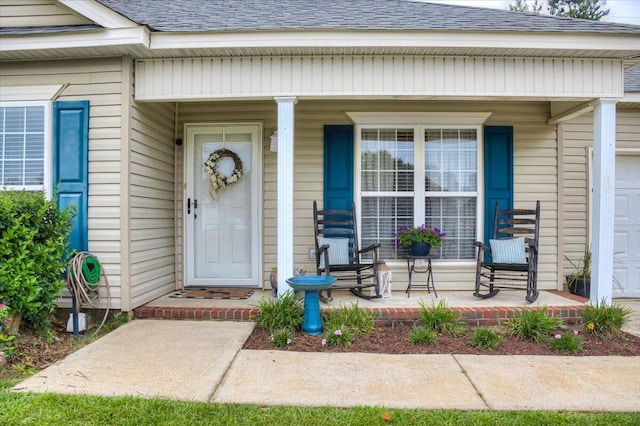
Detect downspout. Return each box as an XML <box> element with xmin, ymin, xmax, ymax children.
<box><xmin>120</xmin><ymin>55</ymin><xmax>133</xmax><ymax>312</ymax></box>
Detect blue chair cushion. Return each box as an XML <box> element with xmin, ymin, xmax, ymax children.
<box><xmin>317</xmin><ymin>237</ymin><xmax>350</xmax><ymax>268</ymax></box>
<box><xmin>490</xmin><ymin>237</ymin><xmax>527</xmax><ymax>264</ymax></box>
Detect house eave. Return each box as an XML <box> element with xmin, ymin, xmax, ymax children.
<box><xmin>1</xmin><ymin>28</ymin><xmax>639</xmax><ymax>61</ymax></box>
<box><xmin>148</xmin><ymin>30</ymin><xmax>640</xmax><ymax>59</ymax></box>
<box><xmin>0</xmin><ymin>27</ymin><xmax>150</xmax><ymax>60</ymax></box>
<box><xmin>621</xmin><ymin>93</ymin><xmax>640</xmax><ymax>103</ymax></box>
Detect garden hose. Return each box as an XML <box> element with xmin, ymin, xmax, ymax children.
<box><xmin>80</xmin><ymin>256</ymin><xmax>101</xmax><ymax>288</ymax></box>
<box><xmin>66</xmin><ymin>252</ymin><xmax>111</xmax><ymax>336</ymax></box>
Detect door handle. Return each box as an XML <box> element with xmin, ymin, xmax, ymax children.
<box><xmin>194</xmin><ymin>199</ymin><xmax>198</xmax><ymax>219</ymax></box>
<box><xmin>187</xmin><ymin>198</ymin><xmax>191</xmax><ymax>214</ymax></box>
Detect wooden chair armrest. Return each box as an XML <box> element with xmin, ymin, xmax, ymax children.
<box><xmin>358</xmin><ymin>243</ymin><xmax>380</xmax><ymax>254</ymax></box>
<box><xmin>316</xmin><ymin>244</ymin><xmax>331</xmax><ymax>274</ymax></box>
<box><xmin>475</xmin><ymin>241</ymin><xmax>491</xmax><ymax>252</ymax></box>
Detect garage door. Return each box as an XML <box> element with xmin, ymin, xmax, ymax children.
<box><xmin>614</xmin><ymin>155</ymin><xmax>640</xmax><ymax>298</ymax></box>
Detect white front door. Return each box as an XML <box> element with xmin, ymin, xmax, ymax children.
<box><xmin>184</xmin><ymin>123</ymin><xmax>262</xmax><ymax>287</ymax></box>
<box><xmin>614</xmin><ymin>154</ymin><xmax>640</xmax><ymax>297</ymax></box>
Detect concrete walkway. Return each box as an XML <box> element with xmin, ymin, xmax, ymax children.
<box><xmin>12</xmin><ymin>321</ymin><xmax>254</xmax><ymax>401</ymax></box>
<box><xmin>12</xmin><ymin>317</ymin><xmax>640</xmax><ymax>411</ymax></box>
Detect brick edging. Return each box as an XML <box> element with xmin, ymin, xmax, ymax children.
<box><xmin>134</xmin><ymin>304</ymin><xmax>585</xmax><ymax>326</ymax></box>
<box><xmin>134</xmin><ymin>306</ymin><xmax>260</xmax><ymax>321</ymax></box>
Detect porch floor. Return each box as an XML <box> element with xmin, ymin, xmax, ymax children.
<box><xmin>134</xmin><ymin>289</ymin><xmax>588</xmax><ymax>326</ymax></box>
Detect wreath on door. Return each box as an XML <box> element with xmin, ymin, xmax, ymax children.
<box><xmin>204</xmin><ymin>149</ymin><xmax>244</xmax><ymax>198</ymax></box>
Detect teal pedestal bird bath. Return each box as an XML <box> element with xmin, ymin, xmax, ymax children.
<box><xmin>286</xmin><ymin>275</ymin><xmax>336</xmax><ymax>336</ymax></box>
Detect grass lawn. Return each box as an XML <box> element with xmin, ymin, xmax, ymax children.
<box><xmin>1</xmin><ymin>382</ymin><xmax>639</xmax><ymax>426</ymax></box>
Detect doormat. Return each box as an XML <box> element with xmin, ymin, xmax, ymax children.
<box><xmin>169</xmin><ymin>288</ymin><xmax>254</xmax><ymax>300</ymax></box>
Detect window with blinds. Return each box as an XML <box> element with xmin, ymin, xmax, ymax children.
<box><xmin>360</xmin><ymin>126</ymin><xmax>479</xmax><ymax>261</ymax></box>
<box><xmin>0</xmin><ymin>105</ymin><xmax>47</xmax><ymax>190</ymax></box>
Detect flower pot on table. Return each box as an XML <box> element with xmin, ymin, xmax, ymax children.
<box><xmin>411</xmin><ymin>242</ymin><xmax>432</xmax><ymax>256</ymax></box>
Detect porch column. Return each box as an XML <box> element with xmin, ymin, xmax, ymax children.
<box><xmin>275</xmin><ymin>96</ymin><xmax>298</xmax><ymax>296</ymax></box>
<box><xmin>590</xmin><ymin>99</ymin><xmax>617</xmax><ymax>305</ymax></box>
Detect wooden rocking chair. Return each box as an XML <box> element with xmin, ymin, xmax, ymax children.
<box><xmin>313</xmin><ymin>201</ymin><xmax>381</xmax><ymax>300</ymax></box>
<box><xmin>474</xmin><ymin>201</ymin><xmax>540</xmax><ymax>303</ymax></box>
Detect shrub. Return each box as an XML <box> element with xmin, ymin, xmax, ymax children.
<box><xmin>323</xmin><ymin>303</ymin><xmax>375</xmax><ymax>337</ymax></box>
<box><xmin>0</xmin><ymin>190</ymin><xmax>74</xmax><ymax>330</ymax></box>
<box><xmin>550</xmin><ymin>330</ymin><xmax>583</xmax><ymax>355</ymax></box>
<box><xmin>254</xmin><ymin>291</ymin><xmax>303</xmax><ymax>332</ymax></box>
<box><xmin>321</xmin><ymin>303</ymin><xmax>376</xmax><ymax>348</ymax></box>
<box><xmin>504</xmin><ymin>307</ymin><xmax>562</xmax><ymax>342</ymax></box>
<box><xmin>0</xmin><ymin>303</ymin><xmax>11</xmax><ymax>333</ymax></box>
<box><xmin>408</xmin><ymin>326</ymin><xmax>437</xmax><ymax>345</ymax></box>
<box><xmin>418</xmin><ymin>299</ymin><xmax>463</xmax><ymax>336</ymax></box>
<box><xmin>582</xmin><ymin>303</ymin><xmax>631</xmax><ymax>336</ymax></box>
<box><xmin>0</xmin><ymin>302</ymin><xmax>16</xmax><ymax>352</ymax></box>
<box><xmin>269</xmin><ymin>328</ymin><xmax>295</xmax><ymax>348</ymax></box>
<box><xmin>323</xmin><ymin>325</ymin><xmax>354</xmax><ymax>348</ymax></box>
<box><xmin>469</xmin><ymin>328</ymin><xmax>502</xmax><ymax>350</ymax></box>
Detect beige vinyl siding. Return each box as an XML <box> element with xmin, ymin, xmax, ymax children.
<box><xmin>137</xmin><ymin>57</ymin><xmax>624</xmax><ymax>101</ymax></box>
<box><xmin>0</xmin><ymin>57</ymin><xmax>124</xmax><ymax>309</ymax></box>
<box><xmin>0</xmin><ymin>0</ymin><xmax>92</xmax><ymax>27</ymax></box>
<box><xmin>129</xmin><ymin>100</ymin><xmax>176</xmax><ymax>307</ymax></box>
<box><xmin>562</xmin><ymin>115</ymin><xmax>595</xmax><ymax>269</ymax></box>
<box><xmin>561</xmin><ymin>108</ymin><xmax>640</xmax><ymax>276</ymax></box>
<box><xmin>176</xmin><ymin>100</ymin><xmax>558</xmax><ymax>291</ymax></box>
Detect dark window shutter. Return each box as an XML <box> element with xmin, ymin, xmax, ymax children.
<box><xmin>323</xmin><ymin>125</ymin><xmax>354</xmax><ymax>211</ymax></box>
<box><xmin>53</xmin><ymin>101</ymin><xmax>89</xmax><ymax>253</ymax></box>
<box><xmin>483</xmin><ymin>126</ymin><xmax>514</xmax><ymax>248</ymax></box>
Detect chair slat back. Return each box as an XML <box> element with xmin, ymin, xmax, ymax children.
<box><xmin>492</xmin><ymin>201</ymin><xmax>540</xmax><ymax>254</ymax></box>
<box><xmin>313</xmin><ymin>201</ymin><xmax>359</xmax><ymax>262</ymax></box>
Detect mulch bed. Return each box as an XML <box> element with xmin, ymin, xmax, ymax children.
<box><xmin>244</xmin><ymin>323</ymin><xmax>640</xmax><ymax>356</ymax></box>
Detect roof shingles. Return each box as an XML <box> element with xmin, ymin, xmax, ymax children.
<box><xmin>95</xmin><ymin>0</ymin><xmax>640</xmax><ymax>33</ymax></box>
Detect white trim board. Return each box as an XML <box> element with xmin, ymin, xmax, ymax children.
<box><xmin>346</xmin><ymin>111</ymin><xmax>492</xmax><ymax>125</ymax></box>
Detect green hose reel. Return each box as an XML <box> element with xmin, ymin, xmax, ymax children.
<box><xmin>70</xmin><ymin>254</ymin><xmax>101</xmax><ymax>290</ymax></box>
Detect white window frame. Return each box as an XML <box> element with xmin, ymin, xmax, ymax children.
<box><xmin>349</xmin><ymin>112</ymin><xmax>491</xmax><ymax>264</ymax></box>
<box><xmin>0</xmin><ymin>101</ymin><xmax>53</xmax><ymax>197</ymax></box>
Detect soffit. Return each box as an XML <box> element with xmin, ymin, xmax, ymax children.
<box><xmin>2</xmin><ymin>45</ymin><xmax>639</xmax><ymax>62</ymax></box>
<box><xmin>2</xmin><ymin>27</ymin><xmax>640</xmax><ymax>61</ymax></box>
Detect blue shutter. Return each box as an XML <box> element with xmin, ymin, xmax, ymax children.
<box><xmin>323</xmin><ymin>125</ymin><xmax>354</xmax><ymax>211</ymax></box>
<box><xmin>483</xmin><ymin>126</ymin><xmax>513</xmax><ymax>248</ymax></box>
<box><xmin>53</xmin><ymin>101</ymin><xmax>89</xmax><ymax>253</ymax></box>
